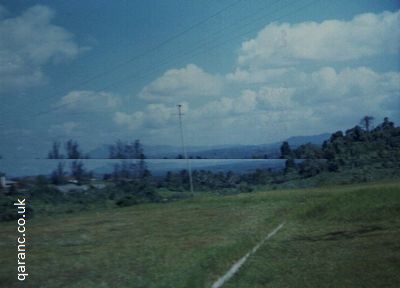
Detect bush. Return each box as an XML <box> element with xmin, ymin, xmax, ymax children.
<box><xmin>115</xmin><ymin>195</ymin><xmax>140</xmax><ymax>207</ymax></box>
<box><xmin>238</xmin><ymin>182</ymin><xmax>253</xmax><ymax>193</ymax></box>
<box><xmin>299</xmin><ymin>159</ymin><xmax>326</xmax><ymax>178</ymax></box>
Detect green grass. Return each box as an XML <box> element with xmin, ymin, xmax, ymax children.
<box><xmin>1</xmin><ymin>181</ymin><xmax>399</xmax><ymax>287</ymax></box>
<box><xmin>225</xmin><ymin>182</ymin><xmax>400</xmax><ymax>288</ymax></box>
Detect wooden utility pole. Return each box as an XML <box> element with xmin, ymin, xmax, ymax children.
<box><xmin>177</xmin><ymin>104</ymin><xmax>194</xmax><ymax>194</ymax></box>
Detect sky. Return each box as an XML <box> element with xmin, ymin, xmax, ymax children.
<box><xmin>0</xmin><ymin>0</ymin><xmax>399</xmax><ymax>157</ymax></box>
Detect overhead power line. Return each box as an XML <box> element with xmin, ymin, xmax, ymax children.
<box><xmin>0</xmin><ymin>0</ymin><xmax>244</xmax><ymax>121</ymax></box>
<box><xmin>0</xmin><ymin>0</ymin><xmax>324</xmax><ymax>130</ymax></box>
<box><xmin>33</xmin><ymin>0</ymin><xmax>319</xmax><ymax>118</ymax></box>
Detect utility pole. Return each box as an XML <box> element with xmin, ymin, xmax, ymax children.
<box><xmin>177</xmin><ymin>104</ymin><xmax>194</xmax><ymax>194</ymax></box>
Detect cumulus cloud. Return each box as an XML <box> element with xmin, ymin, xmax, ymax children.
<box><xmin>278</xmin><ymin>66</ymin><xmax>400</xmax><ymax>126</ymax></box>
<box><xmin>48</xmin><ymin>121</ymin><xmax>79</xmax><ymax>136</ymax></box>
<box><xmin>193</xmin><ymin>86</ymin><xmax>294</xmax><ymax>119</ymax></box>
<box><xmin>238</xmin><ymin>10</ymin><xmax>400</xmax><ymax>67</ymax></box>
<box><xmin>226</xmin><ymin>67</ymin><xmax>293</xmax><ymax>84</ymax></box>
<box><xmin>0</xmin><ymin>5</ymin><xmax>84</xmax><ymax>93</ymax></box>
<box><xmin>144</xmin><ymin>104</ymin><xmax>178</xmax><ymax>127</ymax></box>
<box><xmin>105</xmin><ymin>10</ymin><xmax>400</xmax><ymax>144</ymax></box>
<box><xmin>59</xmin><ymin>90</ymin><xmax>121</xmax><ymax>111</ymax></box>
<box><xmin>111</xmin><ymin>9</ymin><xmax>400</xmax><ymax>144</ymax></box>
<box><xmin>194</xmin><ymin>65</ymin><xmax>399</xmax><ymax>140</ymax></box>
<box><xmin>114</xmin><ymin>111</ymin><xmax>144</xmax><ymax>130</ymax></box>
<box><xmin>193</xmin><ymin>92</ymin><xmax>255</xmax><ymax>119</ymax></box>
<box><xmin>256</xmin><ymin>87</ymin><xmax>295</xmax><ymax>110</ymax></box>
<box><xmin>116</xmin><ymin>63</ymin><xmax>399</xmax><ymax>141</ymax></box>
<box><xmin>139</xmin><ymin>64</ymin><xmax>223</xmax><ymax>102</ymax></box>
<box><xmin>114</xmin><ymin>103</ymin><xmax>187</xmax><ymax>130</ymax></box>
<box><xmin>301</xmin><ymin>67</ymin><xmax>398</xmax><ymax>106</ymax></box>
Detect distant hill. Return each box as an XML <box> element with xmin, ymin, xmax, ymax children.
<box><xmin>88</xmin><ymin>133</ymin><xmax>330</xmax><ymax>159</ymax></box>
<box><xmin>184</xmin><ymin>133</ymin><xmax>330</xmax><ymax>159</ymax></box>
<box><xmin>0</xmin><ymin>133</ymin><xmax>329</xmax><ymax>159</ymax></box>
<box><xmin>286</xmin><ymin>133</ymin><xmax>331</xmax><ymax>147</ymax></box>
<box><xmin>186</xmin><ymin>143</ymin><xmax>279</xmax><ymax>159</ymax></box>
<box><xmin>88</xmin><ymin>144</ymin><xmax>216</xmax><ymax>159</ymax></box>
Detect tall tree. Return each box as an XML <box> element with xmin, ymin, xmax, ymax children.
<box><xmin>109</xmin><ymin>140</ymin><xmax>132</xmax><ymax>159</ymax></box>
<box><xmin>379</xmin><ymin>117</ymin><xmax>394</xmax><ymax>130</ymax></box>
<box><xmin>51</xmin><ymin>162</ymin><xmax>67</xmax><ymax>185</ymax></box>
<box><xmin>111</xmin><ymin>139</ymin><xmax>149</xmax><ymax>179</ymax></box>
<box><xmin>65</xmin><ymin>140</ymin><xmax>82</xmax><ymax>159</ymax></box>
<box><xmin>360</xmin><ymin>116</ymin><xmax>374</xmax><ymax>132</ymax></box>
<box><xmin>132</xmin><ymin>140</ymin><xmax>147</xmax><ymax>177</ymax></box>
<box><xmin>48</xmin><ymin>141</ymin><xmax>63</xmax><ymax>159</ymax></box>
<box><xmin>70</xmin><ymin>160</ymin><xmax>85</xmax><ymax>182</ymax></box>
<box><xmin>280</xmin><ymin>141</ymin><xmax>293</xmax><ymax>159</ymax></box>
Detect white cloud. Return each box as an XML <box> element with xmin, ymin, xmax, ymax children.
<box><xmin>48</xmin><ymin>121</ymin><xmax>79</xmax><ymax>136</ymax></box>
<box><xmin>290</xmin><ymin>66</ymin><xmax>400</xmax><ymax>126</ymax></box>
<box><xmin>139</xmin><ymin>64</ymin><xmax>223</xmax><ymax>102</ymax></box>
<box><xmin>59</xmin><ymin>90</ymin><xmax>121</xmax><ymax>111</ymax></box>
<box><xmin>0</xmin><ymin>5</ymin><xmax>84</xmax><ymax>93</ymax></box>
<box><xmin>118</xmin><ymin>63</ymin><xmax>399</xmax><ymax>142</ymax></box>
<box><xmin>226</xmin><ymin>67</ymin><xmax>293</xmax><ymax>84</ymax></box>
<box><xmin>120</xmin><ymin>61</ymin><xmax>399</xmax><ymax>145</ymax></box>
<box><xmin>143</xmin><ymin>103</ymin><xmax>176</xmax><ymax>128</ymax></box>
<box><xmin>114</xmin><ymin>103</ymin><xmax>186</xmax><ymax>130</ymax></box>
<box><xmin>303</xmin><ymin>66</ymin><xmax>396</xmax><ymax>104</ymax></box>
<box><xmin>256</xmin><ymin>87</ymin><xmax>295</xmax><ymax>110</ymax></box>
<box><xmin>238</xmin><ymin>10</ymin><xmax>400</xmax><ymax>67</ymax></box>
<box><xmin>114</xmin><ymin>111</ymin><xmax>144</xmax><ymax>130</ymax></box>
<box><xmin>193</xmin><ymin>65</ymin><xmax>399</xmax><ymax>141</ymax></box>
<box><xmin>193</xmin><ymin>86</ymin><xmax>294</xmax><ymax>120</ymax></box>
<box><xmin>118</xmin><ymin>9</ymin><xmax>399</xmax><ymax>144</ymax></box>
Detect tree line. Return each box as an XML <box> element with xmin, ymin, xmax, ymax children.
<box><xmin>2</xmin><ymin>115</ymin><xmax>398</xmax><ymax>221</ymax></box>
<box><xmin>41</xmin><ymin>116</ymin><xmax>400</xmax><ymax>188</ymax></box>
<box><xmin>48</xmin><ymin>139</ymin><xmax>149</xmax><ymax>185</ymax></box>
<box><xmin>280</xmin><ymin>116</ymin><xmax>400</xmax><ymax>177</ymax></box>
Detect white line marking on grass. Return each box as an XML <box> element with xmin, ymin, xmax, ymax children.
<box><xmin>211</xmin><ymin>223</ymin><xmax>284</xmax><ymax>288</ymax></box>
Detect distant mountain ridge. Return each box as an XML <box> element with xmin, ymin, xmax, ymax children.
<box><xmin>88</xmin><ymin>133</ymin><xmax>330</xmax><ymax>159</ymax></box>
<box><xmin>285</xmin><ymin>133</ymin><xmax>331</xmax><ymax>146</ymax></box>
<box><xmin>0</xmin><ymin>133</ymin><xmax>330</xmax><ymax>159</ymax></box>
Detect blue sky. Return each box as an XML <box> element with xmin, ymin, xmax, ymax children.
<box><xmin>0</xmin><ymin>0</ymin><xmax>399</xmax><ymax>157</ymax></box>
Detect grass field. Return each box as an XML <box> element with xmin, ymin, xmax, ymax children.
<box><xmin>1</xmin><ymin>181</ymin><xmax>399</xmax><ymax>287</ymax></box>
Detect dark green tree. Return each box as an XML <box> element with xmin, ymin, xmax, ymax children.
<box><xmin>360</xmin><ymin>116</ymin><xmax>374</xmax><ymax>132</ymax></box>
<box><xmin>70</xmin><ymin>160</ymin><xmax>86</xmax><ymax>182</ymax></box>
<box><xmin>345</xmin><ymin>126</ymin><xmax>367</xmax><ymax>142</ymax></box>
<box><xmin>298</xmin><ymin>159</ymin><xmax>325</xmax><ymax>178</ymax></box>
<box><xmin>284</xmin><ymin>159</ymin><xmax>296</xmax><ymax>174</ymax></box>
<box><xmin>280</xmin><ymin>141</ymin><xmax>293</xmax><ymax>159</ymax></box>
<box><xmin>51</xmin><ymin>162</ymin><xmax>67</xmax><ymax>185</ymax></box>
<box><xmin>65</xmin><ymin>140</ymin><xmax>82</xmax><ymax>159</ymax></box>
<box><xmin>293</xmin><ymin>143</ymin><xmax>323</xmax><ymax>159</ymax></box>
<box><xmin>109</xmin><ymin>140</ymin><xmax>126</xmax><ymax>159</ymax></box>
<box><xmin>378</xmin><ymin>117</ymin><xmax>394</xmax><ymax>130</ymax></box>
<box><xmin>133</xmin><ymin>140</ymin><xmax>147</xmax><ymax>177</ymax></box>
<box><xmin>48</xmin><ymin>141</ymin><xmax>64</xmax><ymax>159</ymax></box>
<box><xmin>110</xmin><ymin>139</ymin><xmax>149</xmax><ymax>180</ymax></box>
